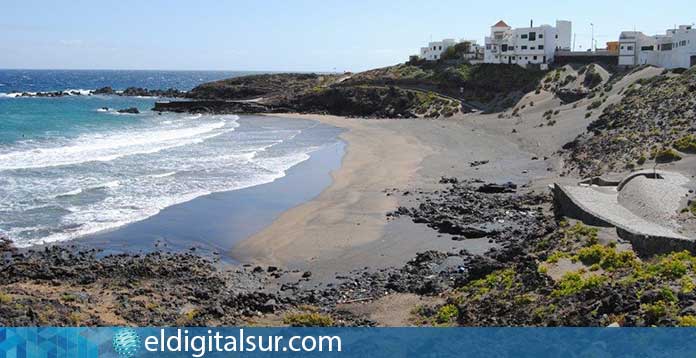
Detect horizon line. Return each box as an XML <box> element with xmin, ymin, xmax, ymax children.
<box><xmin>0</xmin><ymin>68</ymin><xmax>345</xmax><ymax>73</ymax></box>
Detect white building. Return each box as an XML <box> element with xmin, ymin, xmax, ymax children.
<box><xmin>619</xmin><ymin>25</ymin><xmax>696</xmax><ymax>69</ymax></box>
<box><xmin>420</xmin><ymin>39</ymin><xmax>458</xmax><ymax>61</ymax></box>
<box><xmin>418</xmin><ymin>39</ymin><xmax>482</xmax><ymax>61</ymax></box>
<box><xmin>484</xmin><ymin>20</ymin><xmax>572</xmax><ymax>67</ymax></box>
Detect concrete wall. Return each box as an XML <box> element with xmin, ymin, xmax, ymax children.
<box><xmin>616</xmin><ymin>227</ymin><xmax>696</xmax><ymax>257</ymax></box>
<box><xmin>553</xmin><ymin>184</ymin><xmax>696</xmax><ymax>257</ymax></box>
<box><xmin>552</xmin><ymin>184</ymin><xmax>614</xmax><ymax>227</ymax></box>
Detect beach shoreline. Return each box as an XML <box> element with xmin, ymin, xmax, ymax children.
<box><xmin>61</xmin><ymin>115</ymin><xmax>346</xmax><ymax>260</ymax></box>
<box><xmin>232</xmin><ymin>113</ymin><xmax>553</xmax><ymax>281</ymax></box>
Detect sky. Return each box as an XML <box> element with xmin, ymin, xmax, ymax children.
<box><xmin>1</xmin><ymin>0</ymin><xmax>694</xmax><ymax>72</ymax></box>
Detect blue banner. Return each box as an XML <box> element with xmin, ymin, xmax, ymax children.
<box><xmin>2</xmin><ymin>327</ymin><xmax>696</xmax><ymax>357</ymax></box>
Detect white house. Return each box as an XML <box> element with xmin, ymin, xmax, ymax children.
<box><xmin>418</xmin><ymin>39</ymin><xmax>482</xmax><ymax>61</ymax></box>
<box><xmin>618</xmin><ymin>31</ymin><xmax>657</xmax><ymax>66</ymax></box>
<box><xmin>484</xmin><ymin>20</ymin><xmax>572</xmax><ymax>67</ymax></box>
<box><xmin>619</xmin><ymin>25</ymin><xmax>696</xmax><ymax>68</ymax></box>
<box><xmin>420</xmin><ymin>39</ymin><xmax>458</xmax><ymax>61</ymax></box>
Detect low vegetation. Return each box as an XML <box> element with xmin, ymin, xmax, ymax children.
<box><xmin>563</xmin><ymin>67</ymin><xmax>696</xmax><ymax>176</ymax></box>
<box><xmin>341</xmin><ymin>62</ymin><xmax>545</xmax><ymax>111</ymax></box>
<box><xmin>412</xmin><ymin>220</ymin><xmax>696</xmax><ymax>326</ymax></box>
<box><xmin>283</xmin><ymin>312</ymin><xmax>334</xmax><ymax>327</ymax></box>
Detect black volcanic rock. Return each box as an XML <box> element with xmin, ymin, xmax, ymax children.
<box><xmin>117</xmin><ymin>107</ymin><xmax>140</xmax><ymax>114</ymax></box>
<box><xmin>94</xmin><ymin>87</ymin><xmax>115</xmax><ymax>95</ymax></box>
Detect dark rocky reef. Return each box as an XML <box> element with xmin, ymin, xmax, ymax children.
<box><xmin>94</xmin><ymin>86</ymin><xmax>186</xmax><ymax>98</ymax></box>
<box><xmin>153</xmin><ymin>100</ymin><xmax>288</xmax><ymax>114</ymax></box>
<box><xmin>117</xmin><ymin>107</ymin><xmax>140</xmax><ymax>114</ymax></box>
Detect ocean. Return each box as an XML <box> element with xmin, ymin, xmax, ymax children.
<box><xmin>0</xmin><ymin>70</ymin><xmax>342</xmax><ymax>248</ymax></box>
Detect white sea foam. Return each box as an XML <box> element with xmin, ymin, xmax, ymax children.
<box><xmin>0</xmin><ymin>92</ymin><xmax>26</xmax><ymax>98</ymax></box>
<box><xmin>55</xmin><ymin>188</ymin><xmax>83</xmax><ymax>198</ymax></box>
<box><xmin>148</xmin><ymin>171</ymin><xmax>177</xmax><ymax>179</ymax></box>
<box><xmin>2</xmin><ymin>113</ymin><xmax>338</xmax><ymax>248</ymax></box>
<box><xmin>62</xmin><ymin>89</ymin><xmax>92</xmax><ymax>96</ymax></box>
<box><xmin>0</xmin><ymin>119</ymin><xmax>233</xmax><ymax>170</ymax></box>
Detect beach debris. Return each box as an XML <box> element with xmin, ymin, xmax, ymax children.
<box><xmin>477</xmin><ymin>182</ymin><xmax>517</xmax><ymax>193</ymax></box>
<box><xmin>469</xmin><ymin>160</ymin><xmax>490</xmax><ymax>167</ymax></box>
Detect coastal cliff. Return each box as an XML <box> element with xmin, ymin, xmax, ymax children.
<box><xmin>153</xmin><ymin>62</ymin><xmax>548</xmax><ymax>118</ymax></box>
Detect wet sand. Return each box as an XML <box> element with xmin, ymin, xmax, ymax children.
<box><xmin>75</xmin><ymin>132</ymin><xmax>345</xmax><ymax>260</ymax></box>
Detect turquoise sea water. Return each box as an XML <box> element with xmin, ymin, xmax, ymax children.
<box><xmin>0</xmin><ymin>70</ymin><xmax>341</xmax><ymax>247</ymax></box>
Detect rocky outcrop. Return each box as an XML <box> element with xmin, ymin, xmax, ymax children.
<box><xmin>117</xmin><ymin>107</ymin><xmax>140</xmax><ymax>114</ymax></box>
<box><xmin>388</xmin><ymin>179</ymin><xmax>551</xmax><ymax>243</ymax></box>
<box><xmin>94</xmin><ymin>86</ymin><xmax>185</xmax><ymax>98</ymax></box>
<box><xmin>288</xmin><ymin>86</ymin><xmax>460</xmax><ymax>118</ymax></box>
<box><xmin>153</xmin><ymin>100</ymin><xmax>286</xmax><ymax>114</ymax></box>
<box><xmin>187</xmin><ymin>73</ymin><xmax>342</xmax><ymax>102</ymax></box>
<box><xmin>340</xmin><ymin>63</ymin><xmax>545</xmax><ymax>112</ymax></box>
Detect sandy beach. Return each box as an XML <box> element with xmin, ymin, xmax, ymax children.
<box><xmin>233</xmin><ymin>113</ymin><xmax>553</xmax><ymax>280</ymax></box>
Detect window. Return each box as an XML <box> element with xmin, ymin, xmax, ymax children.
<box><xmin>501</xmin><ymin>44</ymin><xmax>508</xmax><ymax>52</ymax></box>
<box><xmin>529</xmin><ymin>32</ymin><xmax>536</xmax><ymax>41</ymax></box>
<box><xmin>439</xmin><ymin>46</ymin><xmax>442</xmax><ymax>50</ymax></box>
<box><xmin>538</xmin><ymin>45</ymin><xmax>544</xmax><ymax>50</ymax></box>
<box><xmin>530</xmin><ymin>47</ymin><xmax>536</xmax><ymax>50</ymax></box>
<box><xmin>555</xmin><ymin>34</ymin><xmax>558</xmax><ymax>39</ymax></box>
<box><xmin>641</xmin><ymin>46</ymin><xmax>654</xmax><ymax>51</ymax></box>
<box><xmin>539</xmin><ymin>34</ymin><xmax>544</xmax><ymax>39</ymax></box>
<box><xmin>521</xmin><ymin>45</ymin><xmax>528</xmax><ymax>50</ymax></box>
<box><xmin>521</xmin><ymin>34</ymin><xmax>528</xmax><ymax>39</ymax></box>
<box><xmin>627</xmin><ymin>46</ymin><xmax>633</xmax><ymax>50</ymax></box>
<box><xmin>533</xmin><ymin>56</ymin><xmax>538</xmax><ymax>60</ymax></box>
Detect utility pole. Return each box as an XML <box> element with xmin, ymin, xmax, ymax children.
<box><xmin>591</xmin><ymin>23</ymin><xmax>595</xmax><ymax>52</ymax></box>
<box><xmin>573</xmin><ymin>33</ymin><xmax>577</xmax><ymax>51</ymax></box>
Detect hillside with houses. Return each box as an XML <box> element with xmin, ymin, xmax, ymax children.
<box><xmin>413</xmin><ymin>19</ymin><xmax>696</xmax><ymax>70</ymax></box>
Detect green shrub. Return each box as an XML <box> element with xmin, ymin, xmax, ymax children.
<box><xmin>678</xmin><ymin>315</ymin><xmax>696</xmax><ymax>327</ymax></box>
<box><xmin>681</xmin><ymin>276</ymin><xmax>696</xmax><ymax>293</ymax></box>
<box><xmin>0</xmin><ymin>293</ymin><xmax>12</xmax><ymax>304</ymax></box>
<box><xmin>283</xmin><ymin>312</ymin><xmax>334</xmax><ymax>327</ymax></box>
<box><xmin>584</xmin><ymin>70</ymin><xmax>603</xmax><ymax>89</ymax></box>
<box><xmin>642</xmin><ymin>301</ymin><xmax>675</xmax><ymax>324</ymax></box>
<box><xmin>552</xmin><ymin>272</ymin><xmax>607</xmax><ymax>297</ymax></box>
<box><xmin>637</xmin><ymin>155</ymin><xmax>647</xmax><ymax>165</ymax></box>
<box><xmin>546</xmin><ymin>251</ymin><xmax>571</xmax><ymax>264</ymax></box>
<box><xmin>435</xmin><ymin>304</ymin><xmax>459</xmax><ymax>324</ymax></box>
<box><xmin>565</xmin><ymin>222</ymin><xmax>599</xmax><ymax>245</ymax></box>
<box><xmin>642</xmin><ymin>251</ymin><xmax>695</xmax><ymax>280</ymax></box>
<box><xmin>588</xmin><ymin>100</ymin><xmax>603</xmax><ymax>110</ymax></box>
<box><xmin>673</xmin><ymin>135</ymin><xmax>696</xmax><ymax>153</ymax></box>
<box><xmin>576</xmin><ymin>244</ymin><xmax>638</xmax><ymax>271</ymax></box>
<box><xmin>653</xmin><ymin>148</ymin><xmax>682</xmax><ymax>163</ymax></box>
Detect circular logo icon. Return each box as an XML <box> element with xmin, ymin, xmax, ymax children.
<box><xmin>112</xmin><ymin>328</ymin><xmax>141</xmax><ymax>358</ymax></box>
